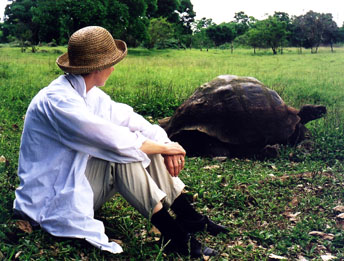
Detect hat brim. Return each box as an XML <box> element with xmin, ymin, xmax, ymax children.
<box><xmin>56</xmin><ymin>39</ymin><xmax>127</xmax><ymax>74</ymax></box>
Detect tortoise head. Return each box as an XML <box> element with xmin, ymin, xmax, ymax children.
<box><xmin>298</xmin><ymin>105</ymin><xmax>327</xmax><ymax>125</ymax></box>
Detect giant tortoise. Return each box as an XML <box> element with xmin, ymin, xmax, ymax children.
<box><xmin>159</xmin><ymin>75</ymin><xmax>327</xmax><ymax>158</ymax></box>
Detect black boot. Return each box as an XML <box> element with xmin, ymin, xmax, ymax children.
<box><xmin>171</xmin><ymin>193</ymin><xmax>229</xmax><ymax>236</ymax></box>
<box><xmin>151</xmin><ymin>207</ymin><xmax>217</xmax><ymax>257</ymax></box>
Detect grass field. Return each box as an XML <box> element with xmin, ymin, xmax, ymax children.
<box><xmin>0</xmin><ymin>46</ymin><xmax>344</xmax><ymax>260</ymax></box>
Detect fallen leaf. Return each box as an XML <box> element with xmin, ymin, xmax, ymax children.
<box><xmin>322</xmin><ymin>234</ymin><xmax>335</xmax><ymax>241</ymax></box>
<box><xmin>149</xmin><ymin>226</ymin><xmax>161</xmax><ymax>235</ymax></box>
<box><xmin>279</xmin><ymin>175</ymin><xmax>290</xmax><ymax>181</ymax></box>
<box><xmin>317</xmin><ymin>245</ymin><xmax>327</xmax><ymax>251</ymax></box>
<box><xmin>203</xmin><ymin>165</ymin><xmax>220</xmax><ymax>170</ymax></box>
<box><xmin>268</xmin><ymin>253</ymin><xmax>288</xmax><ymax>260</ymax></box>
<box><xmin>212</xmin><ymin>156</ymin><xmax>227</xmax><ymax>162</ymax></box>
<box><xmin>15</xmin><ymin>251</ymin><xmax>22</xmax><ymax>259</ymax></box>
<box><xmin>0</xmin><ymin>155</ymin><xmax>6</xmax><ymax>163</ymax></box>
<box><xmin>297</xmin><ymin>255</ymin><xmax>308</xmax><ymax>261</ymax></box>
<box><xmin>203</xmin><ymin>255</ymin><xmax>210</xmax><ymax>260</ymax></box>
<box><xmin>80</xmin><ymin>252</ymin><xmax>88</xmax><ymax>261</ymax></box>
<box><xmin>15</xmin><ymin>220</ymin><xmax>33</xmax><ymax>233</ymax></box>
<box><xmin>333</xmin><ymin>205</ymin><xmax>344</xmax><ymax>212</ymax></box>
<box><xmin>309</xmin><ymin>231</ymin><xmax>324</xmax><ymax>236</ymax></box>
<box><xmin>290</xmin><ymin>197</ymin><xmax>299</xmax><ymax>207</ymax></box>
<box><xmin>283</xmin><ymin>211</ymin><xmax>301</xmax><ymax>221</ymax></box>
<box><xmin>336</xmin><ymin>219</ymin><xmax>344</xmax><ymax>230</ymax></box>
<box><xmin>301</xmin><ymin>172</ymin><xmax>313</xmax><ymax>178</ymax></box>
<box><xmin>110</xmin><ymin>239</ymin><xmax>123</xmax><ymax>245</ymax></box>
<box><xmin>309</xmin><ymin>231</ymin><xmax>334</xmax><ymax>240</ymax></box>
<box><xmin>193</xmin><ymin>193</ymin><xmax>198</xmax><ymax>201</ymax></box>
<box><xmin>321</xmin><ymin>253</ymin><xmax>337</xmax><ymax>261</ymax></box>
<box><xmin>138</xmin><ymin>229</ymin><xmax>147</xmax><ymax>237</ymax></box>
<box><xmin>270</xmin><ymin>165</ymin><xmax>278</xmax><ymax>170</ymax></box>
<box><xmin>336</xmin><ymin>213</ymin><xmax>344</xmax><ymax>219</ymax></box>
<box><xmin>146</xmin><ymin>236</ymin><xmax>160</xmax><ymax>242</ymax></box>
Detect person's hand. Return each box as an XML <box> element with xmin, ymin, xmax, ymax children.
<box><xmin>140</xmin><ymin>140</ymin><xmax>186</xmax><ymax>156</ymax></box>
<box><xmin>139</xmin><ymin>140</ymin><xmax>186</xmax><ymax>176</ymax></box>
<box><xmin>161</xmin><ymin>142</ymin><xmax>186</xmax><ymax>156</ymax></box>
<box><xmin>163</xmin><ymin>154</ymin><xmax>185</xmax><ymax>177</ymax></box>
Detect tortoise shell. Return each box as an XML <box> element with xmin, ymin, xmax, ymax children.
<box><xmin>161</xmin><ymin>75</ymin><xmax>301</xmax><ymax>157</ymax></box>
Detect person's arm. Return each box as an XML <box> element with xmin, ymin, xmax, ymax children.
<box><xmin>46</xmin><ymin>91</ymin><xmax>149</xmax><ymax>165</ymax></box>
<box><xmin>140</xmin><ymin>140</ymin><xmax>185</xmax><ymax>177</ymax></box>
<box><xmin>106</xmin><ymin>97</ymin><xmax>170</xmax><ymax>143</ymax></box>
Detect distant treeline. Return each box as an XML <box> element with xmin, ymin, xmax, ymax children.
<box><xmin>1</xmin><ymin>0</ymin><xmax>344</xmax><ymax>54</ymax></box>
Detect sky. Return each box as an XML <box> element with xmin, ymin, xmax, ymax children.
<box><xmin>0</xmin><ymin>0</ymin><xmax>9</xmax><ymax>22</ymax></box>
<box><xmin>191</xmin><ymin>0</ymin><xmax>344</xmax><ymax>26</ymax></box>
<box><xmin>0</xmin><ymin>0</ymin><xmax>343</xmax><ymax>26</ymax></box>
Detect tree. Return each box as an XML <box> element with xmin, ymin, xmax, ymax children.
<box><xmin>145</xmin><ymin>0</ymin><xmax>158</xmax><ymax>18</ymax></box>
<box><xmin>244</xmin><ymin>28</ymin><xmax>266</xmax><ymax>54</ymax></box>
<box><xmin>146</xmin><ymin>17</ymin><xmax>174</xmax><ymax>48</ymax></box>
<box><xmin>292</xmin><ymin>11</ymin><xmax>332</xmax><ymax>53</ymax></box>
<box><xmin>31</xmin><ymin>0</ymin><xmax>63</xmax><ymax>44</ymax></box>
<box><xmin>273</xmin><ymin>12</ymin><xmax>293</xmax><ymax>47</ymax></box>
<box><xmin>242</xmin><ymin>16</ymin><xmax>288</xmax><ymax>54</ymax></box>
<box><xmin>3</xmin><ymin>0</ymin><xmax>195</xmax><ymax>48</ymax></box>
<box><xmin>289</xmin><ymin>17</ymin><xmax>304</xmax><ymax>53</ymax></box>
<box><xmin>175</xmin><ymin>0</ymin><xmax>195</xmax><ymax>47</ymax></box>
<box><xmin>152</xmin><ymin>0</ymin><xmax>179</xmax><ymax>23</ymax></box>
<box><xmin>338</xmin><ymin>24</ymin><xmax>344</xmax><ymax>43</ymax></box>
<box><xmin>206</xmin><ymin>22</ymin><xmax>236</xmax><ymax>51</ymax></box>
<box><xmin>2</xmin><ymin>0</ymin><xmax>38</xmax><ymax>46</ymax></box>
<box><xmin>321</xmin><ymin>13</ymin><xmax>339</xmax><ymax>52</ymax></box>
<box><xmin>147</xmin><ymin>0</ymin><xmax>195</xmax><ymax>48</ymax></box>
<box><xmin>119</xmin><ymin>0</ymin><xmax>149</xmax><ymax>47</ymax></box>
<box><xmin>177</xmin><ymin>0</ymin><xmax>196</xmax><ymax>35</ymax></box>
<box><xmin>262</xmin><ymin>16</ymin><xmax>289</xmax><ymax>54</ymax></box>
<box><xmin>192</xmin><ymin>18</ymin><xmax>214</xmax><ymax>50</ymax></box>
<box><xmin>0</xmin><ymin>23</ymin><xmax>3</xmax><ymax>42</ymax></box>
<box><xmin>233</xmin><ymin>11</ymin><xmax>249</xmax><ymax>35</ymax></box>
<box><xmin>3</xmin><ymin>0</ymin><xmax>155</xmax><ymax>46</ymax></box>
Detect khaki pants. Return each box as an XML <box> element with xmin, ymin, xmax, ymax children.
<box><xmin>84</xmin><ymin>154</ymin><xmax>185</xmax><ymax>218</ymax></box>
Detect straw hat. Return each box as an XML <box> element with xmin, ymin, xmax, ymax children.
<box><xmin>56</xmin><ymin>26</ymin><xmax>127</xmax><ymax>74</ymax></box>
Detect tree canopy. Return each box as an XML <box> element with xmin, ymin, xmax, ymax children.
<box><xmin>1</xmin><ymin>0</ymin><xmax>195</xmax><ymax>47</ymax></box>
<box><xmin>1</xmin><ymin>1</ymin><xmax>343</xmax><ymax>53</ymax></box>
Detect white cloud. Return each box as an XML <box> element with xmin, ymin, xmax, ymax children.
<box><xmin>191</xmin><ymin>0</ymin><xmax>343</xmax><ymax>26</ymax></box>
<box><xmin>0</xmin><ymin>0</ymin><xmax>10</xmax><ymax>22</ymax></box>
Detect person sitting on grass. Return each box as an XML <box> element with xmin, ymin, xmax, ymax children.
<box><xmin>13</xmin><ymin>26</ymin><xmax>228</xmax><ymax>258</ymax></box>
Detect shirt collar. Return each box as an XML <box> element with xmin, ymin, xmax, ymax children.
<box><xmin>64</xmin><ymin>74</ymin><xmax>87</xmax><ymax>99</ymax></box>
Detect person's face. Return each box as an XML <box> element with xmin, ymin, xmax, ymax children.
<box><xmin>95</xmin><ymin>66</ymin><xmax>115</xmax><ymax>87</ymax></box>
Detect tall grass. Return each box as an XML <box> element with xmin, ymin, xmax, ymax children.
<box><xmin>0</xmin><ymin>46</ymin><xmax>343</xmax><ymax>260</ymax></box>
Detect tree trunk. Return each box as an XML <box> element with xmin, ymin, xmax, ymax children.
<box><xmin>230</xmin><ymin>42</ymin><xmax>233</xmax><ymax>54</ymax></box>
<box><xmin>330</xmin><ymin>43</ymin><xmax>334</xmax><ymax>52</ymax></box>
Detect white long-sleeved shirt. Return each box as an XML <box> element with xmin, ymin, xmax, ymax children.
<box><xmin>13</xmin><ymin>74</ymin><xmax>170</xmax><ymax>254</ymax></box>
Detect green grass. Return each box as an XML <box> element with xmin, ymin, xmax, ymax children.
<box><xmin>0</xmin><ymin>46</ymin><xmax>344</xmax><ymax>260</ymax></box>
